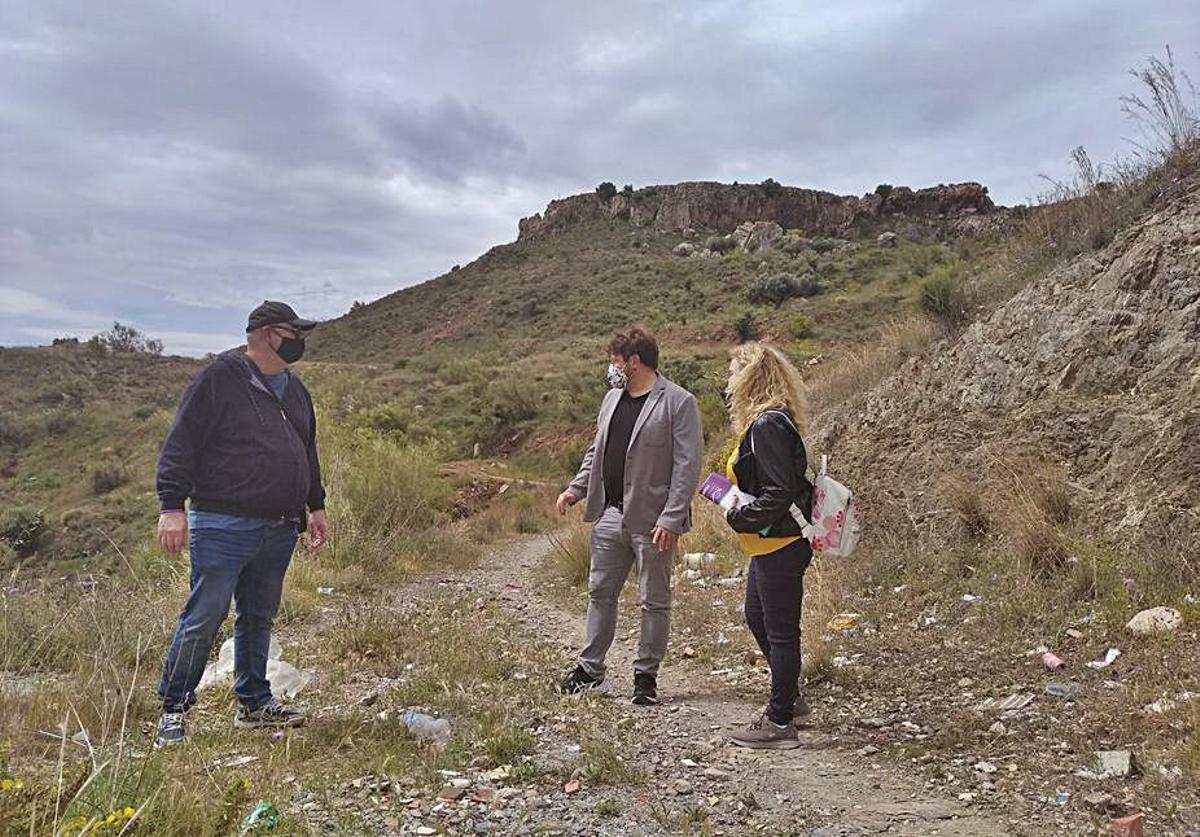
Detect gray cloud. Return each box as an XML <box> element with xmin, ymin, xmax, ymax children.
<box><xmin>1</xmin><ymin>0</ymin><xmax>1197</xmax><ymax>354</ymax></box>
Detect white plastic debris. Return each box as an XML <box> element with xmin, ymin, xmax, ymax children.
<box><xmin>197</xmin><ymin>635</ymin><xmax>310</xmax><ymax>699</ymax></box>
<box><xmin>1126</xmin><ymin>606</ymin><xmax>1183</xmax><ymax>635</ymax></box>
<box><xmin>682</xmin><ymin>552</ymin><xmax>717</xmax><ymax>569</ymax></box>
<box><xmin>1086</xmin><ymin>648</ymin><xmax>1121</xmax><ymax>670</ymax></box>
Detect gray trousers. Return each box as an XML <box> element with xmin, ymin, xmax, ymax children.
<box><xmin>579</xmin><ymin>507</ymin><xmax>674</xmax><ymax>680</ymax></box>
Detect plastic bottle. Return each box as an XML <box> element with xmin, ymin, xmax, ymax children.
<box><xmin>400</xmin><ymin>710</ymin><xmax>451</xmax><ymax>745</ymax></box>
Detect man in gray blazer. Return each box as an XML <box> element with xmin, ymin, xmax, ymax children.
<box><xmin>556</xmin><ymin>326</ymin><xmax>703</xmax><ymax>705</ymax></box>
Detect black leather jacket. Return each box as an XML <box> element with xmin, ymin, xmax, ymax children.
<box><xmin>726</xmin><ymin>410</ymin><xmax>813</xmax><ymax>539</ymax></box>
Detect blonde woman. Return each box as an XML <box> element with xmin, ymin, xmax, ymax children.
<box><xmin>722</xmin><ymin>342</ymin><xmax>813</xmax><ymax>750</ymax></box>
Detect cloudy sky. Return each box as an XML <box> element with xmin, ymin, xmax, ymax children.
<box><xmin>1</xmin><ymin>1</ymin><xmax>1196</xmax><ymax>355</ymax></box>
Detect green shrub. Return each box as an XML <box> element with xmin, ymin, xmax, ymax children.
<box><xmin>795</xmin><ymin>273</ymin><xmax>823</xmax><ymax>297</ymax></box>
<box><xmin>91</xmin><ymin>460</ymin><xmax>129</xmax><ymax>494</ymax></box>
<box><xmin>917</xmin><ymin>264</ymin><xmax>966</xmax><ymax>325</ymax></box>
<box><xmin>596</xmin><ymin>181</ymin><xmax>617</xmax><ymax>201</ymax></box>
<box><xmin>781</xmin><ymin>236</ymin><xmax>808</xmax><ymax>255</ymax></box>
<box><xmin>96</xmin><ymin>322</ymin><xmax>163</xmax><ymax>355</ymax></box>
<box><xmin>746</xmin><ymin>273</ymin><xmax>802</xmax><ymax>308</ymax></box>
<box><xmin>0</xmin><ymin>412</ymin><xmax>26</xmax><ymax>448</ymax></box>
<box><xmin>0</xmin><ymin>508</ymin><xmax>49</xmax><ymax>557</ymax></box>
<box><xmin>440</xmin><ymin>357</ymin><xmax>483</xmax><ymax>385</ymax></box>
<box><xmin>705</xmin><ymin>235</ymin><xmax>736</xmax><ymax>254</ymax></box>
<box><xmin>341</xmin><ymin>439</ymin><xmax>454</xmax><ymax>535</ymax></box>
<box><xmin>810</xmin><ymin>238</ymin><xmax>837</xmax><ymax>254</ymax></box>
<box><xmin>732</xmin><ymin>313</ymin><xmax>758</xmax><ymax>343</ymax></box>
<box><xmin>788</xmin><ymin>314</ymin><xmax>813</xmax><ymax>339</ymax></box>
<box><xmin>352</xmin><ymin>403</ymin><xmax>417</xmax><ymax>436</ymax></box>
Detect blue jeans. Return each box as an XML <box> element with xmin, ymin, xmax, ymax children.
<box><xmin>158</xmin><ymin>522</ymin><xmax>297</xmax><ymax>712</ymax></box>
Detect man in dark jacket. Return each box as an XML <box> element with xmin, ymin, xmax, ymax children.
<box><xmin>153</xmin><ymin>301</ymin><xmax>328</xmax><ymax>748</ymax></box>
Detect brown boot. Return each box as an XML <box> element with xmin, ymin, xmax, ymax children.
<box><xmin>731</xmin><ymin>713</ymin><xmax>801</xmax><ymax>750</ymax></box>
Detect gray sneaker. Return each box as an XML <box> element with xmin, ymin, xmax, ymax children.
<box><xmin>153</xmin><ymin>711</ymin><xmax>187</xmax><ymax>749</ymax></box>
<box><xmin>234</xmin><ymin>698</ymin><xmax>306</xmax><ymax>729</ymax></box>
<box><xmin>794</xmin><ymin>694</ymin><xmax>813</xmax><ymax>728</ymax></box>
<box><xmin>731</xmin><ymin>713</ymin><xmax>801</xmax><ymax>750</ymax></box>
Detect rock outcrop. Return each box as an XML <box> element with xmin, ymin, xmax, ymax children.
<box><xmin>517</xmin><ymin>180</ymin><xmax>1008</xmax><ymax>241</ymax></box>
<box><xmin>812</xmin><ymin>168</ymin><xmax>1200</xmax><ymax>554</ymax></box>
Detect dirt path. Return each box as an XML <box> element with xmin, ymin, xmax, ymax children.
<box><xmin>441</xmin><ymin>534</ymin><xmax>1015</xmax><ymax>836</ymax></box>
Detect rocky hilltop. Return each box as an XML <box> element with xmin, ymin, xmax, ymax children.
<box><xmin>518</xmin><ymin>180</ymin><xmax>1009</xmax><ymax>240</ymax></box>
<box><xmin>813</xmin><ymin>163</ymin><xmax>1200</xmax><ymax>553</ymax></box>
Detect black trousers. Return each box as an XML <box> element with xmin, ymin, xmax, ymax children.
<box><xmin>744</xmin><ymin>538</ymin><xmax>813</xmax><ymax>725</ymax></box>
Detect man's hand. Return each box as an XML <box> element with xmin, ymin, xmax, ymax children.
<box><xmin>651</xmin><ymin>525</ymin><xmax>679</xmax><ymax>553</ymax></box>
<box><xmin>307</xmin><ymin>510</ymin><xmax>328</xmax><ymax>550</ymax></box>
<box><xmin>157</xmin><ymin>511</ymin><xmax>188</xmax><ymax>554</ymax></box>
<box><xmin>556</xmin><ymin>491</ymin><xmax>580</xmax><ymax>516</ymax></box>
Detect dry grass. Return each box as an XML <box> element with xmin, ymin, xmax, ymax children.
<box><xmin>805</xmin><ymin>316</ymin><xmax>936</xmax><ymax>412</ymax></box>
<box><xmin>547</xmin><ymin>522</ymin><xmax>591</xmax><ymax>588</ymax></box>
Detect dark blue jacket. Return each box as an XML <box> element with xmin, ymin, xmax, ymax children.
<box><xmin>156</xmin><ymin>351</ymin><xmax>325</xmax><ymax>526</ymax></box>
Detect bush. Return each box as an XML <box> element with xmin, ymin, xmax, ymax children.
<box><xmin>781</xmin><ymin>237</ymin><xmax>808</xmax><ymax>255</ymax></box>
<box><xmin>917</xmin><ymin>265</ymin><xmax>966</xmax><ymax>325</ymax></box>
<box><xmin>705</xmin><ymin>235</ymin><xmax>736</xmax><ymax>254</ymax></box>
<box><xmin>0</xmin><ymin>508</ymin><xmax>49</xmax><ymax>557</ymax></box>
<box><xmin>91</xmin><ymin>460</ymin><xmax>129</xmax><ymax>494</ymax></box>
<box><xmin>96</xmin><ymin>322</ymin><xmax>163</xmax><ymax>355</ymax></box>
<box><xmin>0</xmin><ymin>411</ymin><xmax>26</xmax><ymax>448</ymax></box>
<box><xmin>341</xmin><ymin>440</ymin><xmax>454</xmax><ymax>536</ymax></box>
<box><xmin>794</xmin><ymin>273</ymin><xmax>823</xmax><ymax>298</ymax></box>
<box><xmin>788</xmin><ymin>314</ymin><xmax>813</xmax><ymax>340</ymax></box>
<box><xmin>746</xmin><ymin>273</ymin><xmax>802</xmax><ymax>308</ymax></box>
<box><xmin>732</xmin><ymin>313</ymin><xmax>758</xmax><ymax>343</ymax></box>
<box><xmin>595</xmin><ymin>181</ymin><xmax>617</xmax><ymax>201</ymax></box>
<box><xmin>809</xmin><ymin>238</ymin><xmax>837</xmax><ymax>254</ymax></box>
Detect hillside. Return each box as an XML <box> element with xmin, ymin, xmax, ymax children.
<box><xmin>813</xmin><ymin>152</ymin><xmax>1200</xmax><ymax>555</ymax></box>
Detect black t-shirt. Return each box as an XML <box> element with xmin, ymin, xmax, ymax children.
<box><xmin>602</xmin><ymin>390</ymin><xmax>650</xmax><ymax>509</ymax></box>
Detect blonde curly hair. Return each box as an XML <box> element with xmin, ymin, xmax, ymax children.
<box><xmin>727</xmin><ymin>342</ymin><xmax>808</xmax><ymax>435</ymax></box>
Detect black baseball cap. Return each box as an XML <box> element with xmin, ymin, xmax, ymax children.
<box><xmin>246</xmin><ymin>301</ymin><xmax>317</xmax><ymax>333</ymax></box>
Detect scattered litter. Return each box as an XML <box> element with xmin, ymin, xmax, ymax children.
<box><xmin>976</xmin><ymin>693</ymin><xmax>1034</xmax><ymax>713</ymax></box>
<box><xmin>1185</xmin><ymin>593</ymin><xmax>1197</xmax><ymax>604</ymax></box>
<box><xmin>974</xmin><ymin>761</ymin><xmax>997</xmax><ymax>774</ymax></box>
<box><xmin>1084</xmin><ymin>791</ymin><xmax>1115</xmax><ymax>812</ymax></box>
<box><xmin>316</xmin><ymin>586</ymin><xmax>335</xmax><ymax>596</ymax></box>
<box><xmin>483</xmin><ymin>766</ymin><xmax>512</xmax><ymax>782</ymax></box>
<box><xmin>1122</xmin><ymin>577</ymin><xmax>1136</xmax><ymax>591</ymax></box>
<box><xmin>219</xmin><ymin>755</ymin><xmax>259</xmax><ymax>769</ymax></box>
<box><xmin>988</xmin><ymin>722</ymin><xmax>1007</xmax><ymax>736</ymax></box>
<box><xmin>1045</xmin><ymin>682</ymin><xmax>1080</xmax><ymax>701</ymax></box>
<box><xmin>680</xmin><ymin>758</ymin><xmax>699</xmax><ymax>768</ymax></box>
<box><xmin>1055</xmin><ymin>791</ymin><xmax>1070</xmax><ymax>805</ymax></box>
<box><xmin>682</xmin><ymin>552</ymin><xmax>717</xmax><ymax>569</ymax></box>
<box><xmin>1066</xmin><ymin>629</ymin><xmax>1084</xmax><ymax>640</ymax></box>
<box><xmin>957</xmin><ymin>792</ymin><xmax>977</xmax><ymax>802</ymax></box>
<box><xmin>1111</xmin><ymin>812</ymin><xmax>1144</xmax><ymax>837</ymax></box>
<box><xmin>1087</xmin><ymin>648</ymin><xmax>1122</xmax><ymax>670</ymax></box>
<box><xmin>961</xmin><ymin>594</ymin><xmax>980</xmax><ymax>603</ymax></box>
<box><xmin>1097</xmin><ymin>750</ymin><xmax>1138</xmax><ymax>778</ymax></box>
<box><xmin>239</xmin><ymin>801</ymin><xmax>281</xmax><ymax>833</ymax></box>
<box><xmin>199</xmin><ymin>636</ymin><xmax>310</xmax><ymax>699</ymax></box>
<box><xmin>1041</xmin><ymin>652</ymin><xmax>1066</xmax><ymax>671</ymax></box>
<box><xmin>400</xmin><ymin>710</ymin><xmax>451</xmax><ymax>745</ymax></box>
<box><xmin>683</xmin><ymin>569</ymin><xmax>702</xmax><ymax>583</ymax></box>
<box><xmin>1126</xmin><ymin>606</ymin><xmax>1182</xmax><ymax>635</ymax></box>
<box><xmin>893</xmin><ymin>585</ymin><xmax>908</xmax><ymax>594</ymax></box>
<box><xmin>1026</xmin><ymin>644</ymin><xmax>1049</xmax><ymax>657</ymax></box>
<box><xmin>717</xmin><ymin>576</ymin><xmax>743</xmax><ymax>588</ymax></box>
<box><xmin>681</xmin><ymin>646</ymin><xmax>697</xmax><ymax>659</ymax></box>
<box><xmin>827</xmin><ymin>613</ymin><xmax>863</xmax><ymax>633</ymax></box>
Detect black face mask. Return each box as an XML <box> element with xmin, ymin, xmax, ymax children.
<box><xmin>275</xmin><ymin>335</ymin><xmax>306</xmax><ymax>364</ymax></box>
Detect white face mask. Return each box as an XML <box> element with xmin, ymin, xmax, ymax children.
<box><xmin>606</xmin><ymin>363</ymin><xmax>628</xmax><ymax>389</ymax></box>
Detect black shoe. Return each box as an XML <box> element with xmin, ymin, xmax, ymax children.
<box><xmin>560</xmin><ymin>665</ymin><xmax>609</xmax><ymax>695</ymax></box>
<box><xmin>234</xmin><ymin>698</ymin><xmax>306</xmax><ymax>729</ymax></box>
<box><xmin>631</xmin><ymin>672</ymin><xmax>658</xmax><ymax>706</ymax></box>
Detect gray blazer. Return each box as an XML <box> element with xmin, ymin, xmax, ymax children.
<box><xmin>566</xmin><ymin>374</ymin><xmax>704</xmax><ymax>535</ymax></box>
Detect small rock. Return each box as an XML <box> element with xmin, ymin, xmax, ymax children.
<box><xmin>857</xmin><ymin>745</ymin><xmax>881</xmax><ymax>756</ymax></box>
<box><xmin>702</xmin><ymin>767</ymin><xmax>730</xmax><ymax>780</ymax></box>
<box><xmin>974</xmin><ymin>761</ymin><xmax>998</xmax><ymax>774</ymax></box>
<box><xmin>988</xmin><ymin>722</ymin><xmax>1007</xmax><ymax>736</ymax></box>
<box><xmin>671</xmin><ymin>779</ymin><xmax>693</xmax><ymax>795</ymax></box>
<box><xmin>877</xmin><ymin>231</ymin><xmax>898</xmax><ymax>247</ymax></box>
<box><xmin>858</xmin><ymin>717</ymin><xmax>888</xmax><ymax>729</ymax></box>
<box><xmin>416</xmin><ymin>828</ymin><xmax>437</xmax><ymax>836</ymax></box>
<box><xmin>438</xmin><ymin>786</ymin><xmax>466</xmax><ymax>801</ymax></box>
<box><xmin>681</xmin><ymin>646</ymin><xmax>697</xmax><ymax>659</ymax></box>
<box><xmin>1126</xmin><ymin>607</ymin><xmax>1182</xmax><ymax>635</ymax></box>
<box><xmin>1084</xmin><ymin>791</ymin><xmax>1115</xmax><ymax>812</ymax></box>
<box><xmin>672</xmin><ymin>242</ymin><xmax>696</xmax><ymax>257</ymax></box>
<box><xmin>564</xmin><ymin>780</ymin><xmax>581</xmax><ymax>795</ymax></box>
